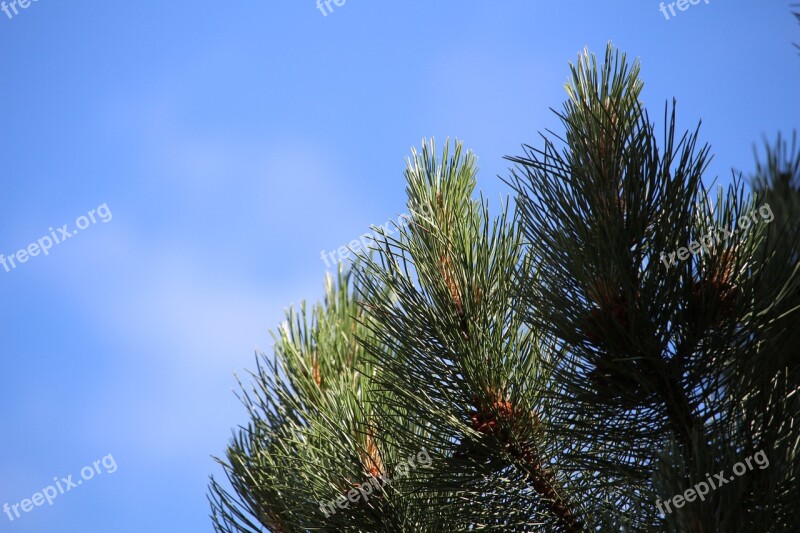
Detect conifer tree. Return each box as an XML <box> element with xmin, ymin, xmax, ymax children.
<box><xmin>507</xmin><ymin>45</ymin><xmax>799</xmax><ymax>532</ymax></box>
<box><xmin>209</xmin><ymin>44</ymin><xmax>800</xmax><ymax>532</ymax></box>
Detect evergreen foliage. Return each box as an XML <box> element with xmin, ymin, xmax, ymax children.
<box><xmin>209</xmin><ymin>43</ymin><xmax>800</xmax><ymax>532</ymax></box>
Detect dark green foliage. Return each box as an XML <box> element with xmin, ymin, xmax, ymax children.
<box><xmin>209</xmin><ymin>44</ymin><xmax>800</xmax><ymax>533</ymax></box>
<box><xmin>508</xmin><ymin>45</ymin><xmax>800</xmax><ymax>532</ymax></box>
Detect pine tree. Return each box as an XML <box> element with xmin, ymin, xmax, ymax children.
<box><xmin>209</xmin><ymin>44</ymin><xmax>800</xmax><ymax>532</ymax></box>
<box><xmin>507</xmin><ymin>44</ymin><xmax>800</xmax><ymax>531</ymax></box>
<box><xmin>749</xmin><ymin>131</ymin><xmax>800</xmax><ymax>390</ymax></box>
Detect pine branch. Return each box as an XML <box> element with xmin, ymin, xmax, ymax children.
<box><xmin>209</xmin><ymin>39</ymin><xmax>800</xmax><ymax>532</ymax></box>
<box><xmin>507</xmin><ymin>43</ymin><xmax>800</xmax><ymax>530</ymax></box>
<box><xmin>355</xmin><ymin>139</ymin><xmax>591</xmax><ymax>530</ymax></box>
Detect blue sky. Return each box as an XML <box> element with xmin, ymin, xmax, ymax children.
<box><xmin>0</xmin><ymin>1</ymin><xmax>797</xmax><ymax>531</ymax></box>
